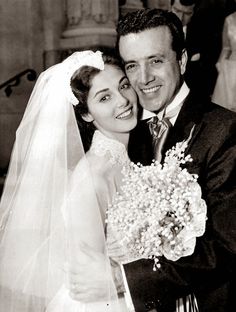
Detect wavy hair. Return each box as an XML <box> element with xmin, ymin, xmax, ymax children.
<box><xmin>116</xmin><ymin>8</ymin><xmax>185</xmax><ymax>60</ymax></box>
<box><xmin>70</xmin><ymin>51</ymin><xmax>123</xmax><ymax>151</ymax></box>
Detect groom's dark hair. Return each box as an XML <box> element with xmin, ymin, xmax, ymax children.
<box><xmin>116</xmin><ymin>8</ymin><xmax>185</xmax><ymax>60</ymax></box>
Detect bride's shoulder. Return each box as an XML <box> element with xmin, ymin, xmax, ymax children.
<box><xmin>71</xmin><ymin>130</ymin><xmax>130</xmax><ymax>182</ymax></box>
<box><xmin>68</xmin><ymin>152</ymin><xmax>108</xmax><ymax>197</ymax></box>
<box><xmin>86</xmin><ymin>150</ymin><xmax>110</xmax><ymax>174</ymax></box>
<box><xmin>72</xmin><ymin>151</ymin><xmax>109</xmax><ymax>178</ymax></box>
<box><xmin>89</xmin><ymin>130</ymin><xmax>130</xmax><ymax>167</ymax></box>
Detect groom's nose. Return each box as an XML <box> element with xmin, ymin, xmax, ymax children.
<box><xmin>140</xmin><ymin>64</ymin><xmax>154</xmax><ymax>85</ymax></box>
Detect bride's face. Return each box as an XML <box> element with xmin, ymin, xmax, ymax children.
<box><xmin>84</xmin><ymin>64</ymin><xmax>138</xmax><ymax>139</ymax></box>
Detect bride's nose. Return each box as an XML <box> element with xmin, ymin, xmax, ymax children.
<box><xmin>117</xmin><ymin>92</ymin><xmax>129</xmax><ymax>108</ymax></box>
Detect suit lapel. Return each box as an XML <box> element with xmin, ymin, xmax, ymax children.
<box><xmin>163</xmin><ymin>92</ymin><xmax>207</xmax><ymax>156</ymax></box>
<box><xmin>129</xmin><ymin>92</ymin><xmax>210</xmax><ymax>165</ymax></box>
<box><xmin>128</xmin><ymin>119</ymin><xmax>154</xmax><ymax>165</ymax></box>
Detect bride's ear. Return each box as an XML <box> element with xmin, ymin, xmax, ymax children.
<box><xmin>81</xmin><ymin>113</ymin><xmax>94</xmax><ymax>123</ymax></box>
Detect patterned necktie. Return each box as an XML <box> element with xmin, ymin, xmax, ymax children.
<box><xmin>148</xmin><ymin>116</ymin><xmax>172</xmax><ymax>162</ymax></box>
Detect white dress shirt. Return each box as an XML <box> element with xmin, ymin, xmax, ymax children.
<box><xmin>141</xmin><ymin>82</ymin><xmax>190</xmax><ymax>125</ymax></box>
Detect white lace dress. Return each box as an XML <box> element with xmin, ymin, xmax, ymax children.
<box><xmin>45</xmin><ymin>130</ymin><xmax>131</xmax><ymax>312</ymax></box>
<box><xmin>45</xmin><ymin>130</ymin><xmax>198</xmax><ymax>312</ymax></box>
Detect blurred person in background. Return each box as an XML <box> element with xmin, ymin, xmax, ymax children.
<box><xmin>171</xmin><ymin>0</ymin><xmax>223</xmax><ymax>98</ymax></box>
<box><xmin>212</xmin><ymin>5</ymin><xmax>236</xmax><ymax>112</ymax></box>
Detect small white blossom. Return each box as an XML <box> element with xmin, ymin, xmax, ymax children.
<box><xmin>106</xmin><ymin>139</ymin><xmax>207</xmax><ymax>270</ymax></box>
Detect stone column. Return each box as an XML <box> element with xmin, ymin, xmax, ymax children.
<box><xmin>146</xmin><ymin>0</ymin><xmax>171</xmax><ymax>10</ymax></box>
<box><xmin>120</xmin><ymin>0</ymin><xmax>144</xmax><ymax>16</ymax></box>
<box><xmin>42</xmin><ymin>0</ymin><xmax>65</xmax><ymax>68</ymax></box>
<box><xmin>60</xmin><ymin>0</ymin><xmax>119</xmax><ymax>51</ymax></box>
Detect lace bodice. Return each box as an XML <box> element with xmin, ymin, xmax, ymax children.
<box><xmin>89</xmin><ymin>130</ymin><xmax>130</xmax><ymax>166</ymax></box>
<box><xmin>88</xmin><ymin>131</ymin><xmax>133</xmax><ymax>263</ymax></box>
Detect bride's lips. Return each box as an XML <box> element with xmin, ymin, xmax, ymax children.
<box><xmin>116</xmin><ymin>106</ymin><xmax>133</xmax><ymax>119</ymax></box>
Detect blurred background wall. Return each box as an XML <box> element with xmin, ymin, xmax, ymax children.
<box><xmin>0</xmin><ymin>0</ymin><xmax>234</xmax><ymax>193</ymax></box>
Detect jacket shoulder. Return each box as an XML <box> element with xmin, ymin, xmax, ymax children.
<box><xmin>201</xmin><ymin>102</ymin><xmax>236</xmax><ymax>137</ymax></box>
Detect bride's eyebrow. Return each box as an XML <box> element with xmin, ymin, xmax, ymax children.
<box><xmin>119</xmin><ymin>76</ymin><xmax>128</xmax><ymax>84</ymax></box>
<box><xmin>94</xmin><ymin>88</ymin><xmax>109</xmax><ymax>98</ymax></box>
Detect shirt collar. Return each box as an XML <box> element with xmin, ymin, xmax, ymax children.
<box><xmin>183</xmin><ymin>25</ymin><xmax>187</xmax><ymax>38</ymax></box>
<box><xmin>141</xmin><ymin>82</ymin><xmax>190</xmax><ymax>125</ymax></box>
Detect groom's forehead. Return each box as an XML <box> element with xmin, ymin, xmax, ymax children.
<box><xmin>119</xmin><ymin>28</ymin><xmax>172</xmax><ymax>61</ymax></box>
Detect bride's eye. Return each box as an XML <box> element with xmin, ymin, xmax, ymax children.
<box><xmin>120</xmin><ymin>80</ymin><xmax>131</xmax><ymax>90</ymax></box>
<box><xmin>100</xmin><ymin>94</ymin><xmax>110</xmax><ymax>102</ymax></box>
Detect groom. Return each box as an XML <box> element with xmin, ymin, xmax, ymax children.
<box><xmin>70</xmin><ymin>8</ymin><xmax>236</xmax><ymax>312</ymax></box>
<box><xmin>117</xmin><ymin>8</ymin><xmax>236</xmax><ymax>312</ymax></box>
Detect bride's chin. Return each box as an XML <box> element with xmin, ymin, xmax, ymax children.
<box><xmin>123</xmin><ymin>119</ymin><xmax>137</xmax><ymax>131</ymax></box>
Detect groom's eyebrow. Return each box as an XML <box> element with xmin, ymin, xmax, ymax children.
<box><xmin>124</xmin><ymin>54</ymin><xmax>164</xmax><ymax>64</ymax></box>
<box><xmin>124</xmin><ymin>60</ymin><xmax>135</xmax><ymax>64</ymax></box>
<box><xmin>94</xmin><ymin>88</ymin><xmax>109</xmax><ymax>98</ymax></box>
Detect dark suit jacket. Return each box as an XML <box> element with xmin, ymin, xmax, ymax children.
<box><xmin>125</xmin><ymin>92</ymin><xmax>236</xmax><ymax>312</ymax></box>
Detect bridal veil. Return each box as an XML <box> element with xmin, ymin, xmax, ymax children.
<box><xmin>0</xmin><ymin>51</ymin><xmax>122</xmax><ymax>311</ymax></box>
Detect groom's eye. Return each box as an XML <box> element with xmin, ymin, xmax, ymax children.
<box><xmin>151</xmin><ymin>58</ymin><xmax>163</xmax><ymax>65</ymax></box>
<box><xmin>125</xmin><ymin>63</ymin><xmax>137</xmax><ymax>72</ymax></box>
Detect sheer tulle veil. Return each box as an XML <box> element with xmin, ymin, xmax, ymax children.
<box><xmin>0</xmin><ymin>51</ymin><xmax>121</xmax><ymax>311</ymax></box>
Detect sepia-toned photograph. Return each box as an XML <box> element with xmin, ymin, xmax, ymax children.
<box><xmin>0</xmin><ymin>1</ymin><xmax>235</xmax><ymax>311</ymax></box>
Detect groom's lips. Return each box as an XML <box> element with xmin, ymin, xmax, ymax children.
<box><xmin>141</xmin><ymin>85</ymin><xmax>161</xmax><ymax>94</ymax></box>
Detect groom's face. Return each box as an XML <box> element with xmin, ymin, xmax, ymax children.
<box><xmin>119</xmin><ymin>26</ymin><xmax>187</xmax><ymax>113</ymax></box>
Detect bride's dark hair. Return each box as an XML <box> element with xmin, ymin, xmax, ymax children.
<box><xmin>70</xmin><ymin>50</ymin><xmax>123</xmax><ymax>152</ymax></box>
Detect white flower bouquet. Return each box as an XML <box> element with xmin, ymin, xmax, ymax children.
<box><xmin>106</xmin><ymin>139</ymin><xmax>207</xmax><ymax>270</ymax></box>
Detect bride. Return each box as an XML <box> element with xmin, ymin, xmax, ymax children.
<box><xmin>0</xmin><ymin>50</ymin><xmax>138</xmax><ymax>311</ymax></box>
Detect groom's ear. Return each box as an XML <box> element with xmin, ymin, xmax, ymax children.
<box><xmin>179</xmin><ymin>49</ymin><xmax>188</xmax><ymax>75</ymax></box>
<box><xmin>81</xmin><ymin>113</ymin><xmax>94</xmax><ymax>123</ymax></box>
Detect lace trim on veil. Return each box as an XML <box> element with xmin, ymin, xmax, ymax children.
<box><xmin>90</xmin><ymin>130</ymin><xmax>130</xmax><ymax>166</ymax></box>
